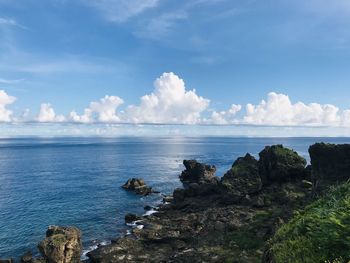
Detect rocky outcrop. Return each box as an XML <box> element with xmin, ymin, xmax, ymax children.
<box><xmin>122</xmin><ymin>178</ymin><xmax>154</xmax><ymax>196</ymax></box>
<box><xmin>309</xmin><ymin>143</ymin><xmax>350</xmax><ymax>193</ymax></box>
<box><xmin>258</xmin><ymin>145</ymin><xmax>307</xmax><ymax>184</ymax></box>
<box><xmin>179</xmin><ymin>160</ymin><xmax>217</xmax><ymax>184</ymax></box>
<box><xmin>88</xmin><ymin>145</ymin><xmax>314</xmax><ymax>263</ymax></box>
<box><xmin>38</xmin><ymin>226</ymin><xmax>82</xmax><ymax>263</ymax></box>
<box><xmin>220</xmin><ymin>153</ymin><xmax>262</xmax><ymax>201</ymax></box>
<box><xmin>0</xmin><ymin>259</ymin><xmax>14</xmax><ymax>263</ymax></box>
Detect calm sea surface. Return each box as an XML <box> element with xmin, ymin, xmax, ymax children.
<box><xmin>1</xmin><ymin>137</ymin><xmax>350</xmax><ymax>258</ymax></box>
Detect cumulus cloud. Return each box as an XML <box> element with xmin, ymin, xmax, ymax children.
<box><xmin>37</xmin><ymin>103</ymin><xmax>65</xmax><ymax>122</ymax></box>
<box><xmin>124</xmin><ymin>72</ymin><xmax>210</xmax><ymax>124</ymax></box>
<box><xmin>0</xmin><ymin>90</ymin><xmax>16</xmax><ymax>122</ymax></box>
<box><xmin>69</xmin><ymin>95</ymin><xmax>124</xmax><ymax>123</ymax></box>
<box><xmin>89</xmin><ymin>0</ymin><xmax>160</xmax><ymax>23</ymax></box>
<box><xmin>210</xmin><ymin>104</ymin><xmax>242</xmax><ymax>124</ymax></box>
<box><xmin>242</xmin><ymin>92</ymin><xmax>345</xmax><ymax>126</ymax></box>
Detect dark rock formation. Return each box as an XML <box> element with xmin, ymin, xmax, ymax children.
<box><xmin>0</xmin><ymin>259</ymin><xmax>14</xmax><ymax>263</ymax></box>
<box><xmin>38</xmin><ymin>226</ymin><xmax>82</xmax><ymax>263</ymax></box>
<box><xmin>258</xmin><ymin>145</ymin><xmax>307</xmax><ymax>184</ymax></box>
<box><xmin>220</xmin><ymin>153</ymin><xmax>262</xmax><ymax>201</ymax></box>
<box><xmin>125</xmin><ymin>213</ymin><xmax>141</xmax><ymax>224</ymax></box>
<box><xmin>88</xmin><ymin>145</ymin><xmax>316</xmax><ymax>263</ymax></box>
<box><xmin>179</xmin><ymin>160</ymin><xmax>217</xmax><ymax>184</ymax></box>
<box><xmin>122</xmin><ymin>178</ymin><xmax>154</xmax><ymax>196</ymax></box>
<box><xmin>309</xmin><ymin>143</ymin><xmax>350</xmax><ymax>193</ymax></box>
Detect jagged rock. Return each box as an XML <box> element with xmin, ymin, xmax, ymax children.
<box><xmin>21</xmin><ymin>252</ymin><xmax>33</xmax><ymax>263</ymax></box>
<box><xmin>309</xmin><ymin>143</ymin><xmax>350</xmax><ymax>193</ymax></box>
<box><xmin>122</xmin><ymin>178</ymin><xmax>154</xmax><ymax>196</ymax></box>
<box><xmin>258</xmin><ymin>145</ymin><xmax>306</xmax><ymax>184</ymax></box>
<box><xmin>38</xmin><ymin>226</ymin><xmax>82</xmax><ymax>263</ymax></box>
<box><xmin>180</xmin><ymin>160</ymin><xmax>217</xmax><ymax>184</ymax></box>
<box><xmin>125</xmin><ymin>213</ymin><xmax>141</xmax><ymax>224</ymax></box>
<box><xmin>220</xmin><ymin>153</ymin><xmax>262</xmax><ymax>201</ymax></box>
<box><xmin>173</xmin><ymin>188</ymin><xmax>186</xmax><ymax>203</ymax></box>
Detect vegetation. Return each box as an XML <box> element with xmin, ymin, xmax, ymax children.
<box><xmin>269</xmin><ymin>181</ymin><xmax>350</xmax><ymax>263</ymax></box>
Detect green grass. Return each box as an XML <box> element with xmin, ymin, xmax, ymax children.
<box><xmin>269</xmin><ymin>181</ymin><xmax>350</xmax><ymax>263</ymax></box>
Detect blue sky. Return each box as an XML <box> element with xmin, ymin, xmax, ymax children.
<box><xmin>1</xmin><ymin>0</ymin><xmax>350</xmax><ymax>135</ymax></box>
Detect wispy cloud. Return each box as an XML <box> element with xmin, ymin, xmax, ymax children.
<box><xmin>87</xmin><ymin>0</ymin><xmax>160</xmax><ymax>23</ymax></box>
<box><xmin>0</xmin><ymin>17</ymin><xmax>26</xmax><ymax>29</ymax></box>
<box><xmin>0</xmin><ymin>78</ymin><xmax>24</xmax><ymax>84</ymax></box>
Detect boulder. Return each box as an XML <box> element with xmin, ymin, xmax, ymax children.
<box><xmin>38</xmin><ymin>226</ymin><xmax>82</xmax><ymax>263</ymax></box>
<box><xmin>220</xmin><ymin>153</ymin><xmax>262</xmax><ymax>200</ymax></box>
<box><xmin>258</xmin><ymin>145</ymin><xmax>306</xmax><ymax>184</ymax></box>
<box><xmin>125</xmin><ymin>213</ymin><xmax>141</xmax><ymax>224</ymax></box>
<box><xmin>309</xmin><ymin>143</ymin><xmax>350</xmax><ymax>193</ymax></box>
<box><xmin>122</xmin><ymin>178</ymin><xmax>153</xmax><ymax>196</ymax></box>
<box><xmin>21</xmin><ymin>252</ymin><xmax>33</xmax><ymax>263</ymax></box>
<box><xmin>179</xmin><ymin>160</ymin><xmax>217</xmax><ymax>185</ymax></box>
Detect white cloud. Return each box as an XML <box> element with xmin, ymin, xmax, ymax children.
<box><xmin>0</xmin><ymin>90</ymin><xmax>16</xmax><ymax>122</ymax></box>
<box><xmin>242</xmin><ymin>92</ymin><xmax>345</xmax><ymax>126</ymax></box>
<box><xmin>124</xmin><ymin>72</ymin><xmax>210</xmax><ymax>124</ymax></box>
<box><xmin>210</xmin><ymin>104</ymin><xmax>242</xmax><ymax>124</ymax></box>
<box><xmin>37</xmin><ymin>103</ymin><xmax>65</xmax><ymax>122</ymax></box>
<box><xmin>69</xmin><ymin>95</ymin><xmax>124</xmax><ymax>123</ymax></box>
<box><xmin>89</xmin><ymin>0</ymin><xmax>160</xmax><ymax>23</ymax></box>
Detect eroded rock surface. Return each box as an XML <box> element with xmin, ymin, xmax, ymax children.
<box><xmin>258</xmin><ymin>145</ymin><xmax>307</xmax><ymax>184</ymax></box>
<box><xmin>220</xmin><ymin>153</ymin><xmax>262</xmax><ymax>201</ymax></box>
<box><xmin>38</xmin><ymin>226</ymin><xmax>82</xmax><ymax>263</ymax></box>
<box><xmin>309</xmin><ymin>143</ymin><xmax>350</xmax><ymax>193</ymax></box>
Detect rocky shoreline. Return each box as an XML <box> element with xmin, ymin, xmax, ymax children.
<box><xmin>3</xmin><ymin>143</ymin><xmax>350</xmax><ymax>263</ymax></box>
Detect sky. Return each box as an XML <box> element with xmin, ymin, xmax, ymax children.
<box><xmin>1</xmin><ymin>0</ymin><xmax>350</xmax><ymax>136</ymax></box>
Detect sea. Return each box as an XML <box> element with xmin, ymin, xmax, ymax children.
<box><xmin>1</xmin><ymin>136</ymin><xmax>349</xmax><ymax>259</ymax></box>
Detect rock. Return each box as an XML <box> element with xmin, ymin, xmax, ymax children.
<box><xmin>122</xmin><ymin>178</ymin><xmax>154</xmax><ymax>196</ymax></box>
<box><xmin>173</xmin><ymin>188</ymin><xmax>186</xmax><ymax>203</ymax></box>
<box><xmin>301</xmin><ymin>180</ymin><xmax>313</xmax><ymax>189</ymax></box>
<box><xmin>309</xmin><ymin>143</ymin><xmax>350</xmax><ymax>193</ymax></box>
<box><xmin>21</xmin><ymin>252</ymin><xmax>33</xmax><ymax>263</ymax></box>
<box><xmin>258</xmin><ymin>145</ymin><xmax>306</xmax><ymax>184</ymax></box>
<box><xmin>220</xmin><ymin>153</ymin><xmax>262</xmax><ymax>200</ymax></box>
<box><xmin>162</xmin><ymin>195</ymin><xmax>174</xmax><ymax>203</ymax></box>
<box><xmin>180</xmin><ymin>160</ymin><xmax>217</xmax><ymax>184</ymax></box>
<box><xmin>0</xmin><ymin>259</ymin><xmax>14</xmax><ymax>263</ymax></box>
<box><xmin>38</xmin><ymin>225</ymin><xmax>82</xmax><ymax>263</ymax></box>
<box><xmin>125</xmin><ymin>213</ymin><xmax>142</xmax><ymax>224</ymax></box>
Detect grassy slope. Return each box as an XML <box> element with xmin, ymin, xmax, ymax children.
<box><xmin>269</xmin><ymin>181</ymin><xmax>350</xmax><ymax>263</ymax></box>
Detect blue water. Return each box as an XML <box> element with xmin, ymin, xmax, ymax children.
<box><xmin>1</xmin><ymin>136</ymin><xmax>350</xmax><ymax>259</ymax></box>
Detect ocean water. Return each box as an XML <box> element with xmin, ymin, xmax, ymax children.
<box><xmin>1</xmin><ymin>136</ymin><xmax>350</xmax><ymax>259</ymax></box>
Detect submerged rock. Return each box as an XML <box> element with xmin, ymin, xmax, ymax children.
<box><xmin>122</xmin><ymin>178</ymin><xmax>154</xmax><ymax>196</ymax></box>
<box><xmin>258</xmin><ymin>145</ymin><xmax>306</xmax><ymax>184</ymax></box>
<box><xmin>180</xmin><ymin>160</ymin><xmax>217</xmax><ymax>184</ymax></box>
<box><xmin>38</xmin><ymin>226</ymin><xmax>82</xmax><ymax>263</ymax></box>
<box><xmin>309</xmin><ymin>143</ymin><xmax>350</xmax><ymax>193</ymax></box>
<box><xmin>220</xmin><ymin>153</ymin><xmax>262</xmax><ymax>200</ymax></box>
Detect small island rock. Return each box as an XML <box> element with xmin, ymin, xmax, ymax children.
<box><xmin>122</xmin><ymin>178</ymin><xmax>154</xmax><ymax>196</ymax></box>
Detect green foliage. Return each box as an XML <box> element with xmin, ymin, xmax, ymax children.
<box><xmin>269</xmin><ymin>181</ymin><xmax>350</xmax><ymax>263</ymax></box>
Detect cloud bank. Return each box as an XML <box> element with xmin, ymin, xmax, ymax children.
<box><xmin>2</xmin><ymin>73</ymin><xmax>350</xmax><ymax>127</ymax></box>
<box><xmin>0</xmin><ymin>90</ymin><xmax>16</xmax><ymax>122</ymax></box>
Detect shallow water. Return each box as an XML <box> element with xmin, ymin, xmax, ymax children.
<box><xmin>0</xmin><ymin>136</ymin><xmax>349</xmax><ymax>258</ymax></box>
